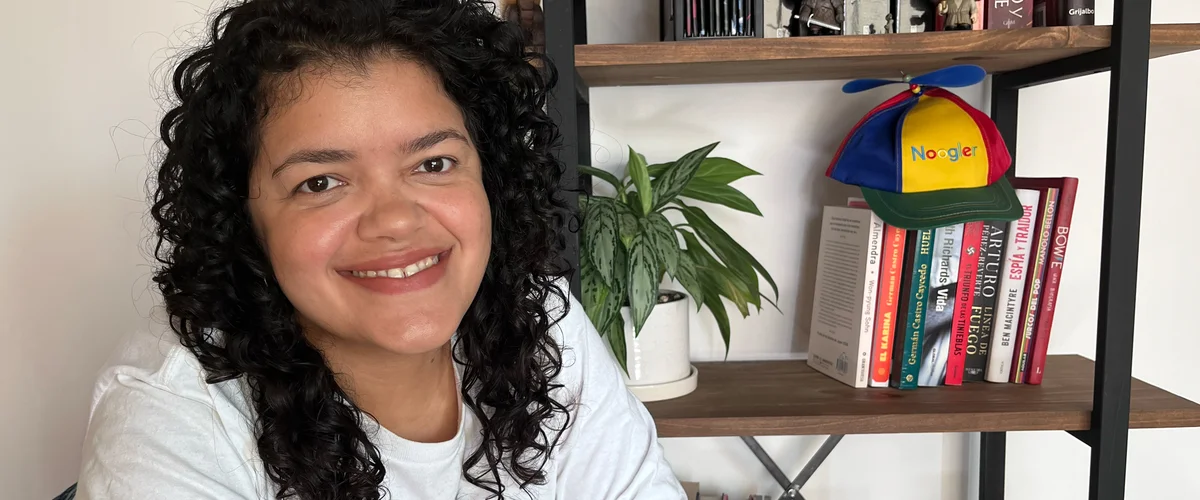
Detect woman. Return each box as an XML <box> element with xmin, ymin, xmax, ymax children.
<box><xmin>74</xmin><ymin>1</ymin><xmax>685</xmax><ymax>498</ymax></box>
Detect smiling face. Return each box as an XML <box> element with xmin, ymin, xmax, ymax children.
<box><xmin>247</xmin><ymin>57</ymin><xmax>491</xmax><ymax>358</ymax></box>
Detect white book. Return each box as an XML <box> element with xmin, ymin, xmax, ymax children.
<box><xmin>985</xmin><ymin>188</ymin><xmax>1042</xmax><ymax>383</ymax></box>
<box><xmin>807</xmin><ymin>206</ymin><xmax>885</xmax><ymax>388</ymax></box>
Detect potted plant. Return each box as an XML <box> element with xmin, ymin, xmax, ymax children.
<box><xmin>579</xmin><ymin>142</ymin><xmax>778</xmax><ymax>402</ymax></box>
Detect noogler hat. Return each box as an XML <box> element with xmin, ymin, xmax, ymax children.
<box><xmin>826</xmin><ymin>65</ymin><xmax>1023</xmax><ymax>230</ymax></box>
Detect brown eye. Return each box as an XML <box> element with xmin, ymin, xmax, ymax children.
<box><xmin>297</xmin><ymin>175</ymin><xmax>344</xmax><ymax>194</ymax></box>
<box><xmin>417</xmin><ymin>157</ymin><xmax>457</xmax><ymax>173</ymax></box>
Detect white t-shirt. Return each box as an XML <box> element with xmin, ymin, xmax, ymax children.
<box><xmin>75</xmin><ymin>282</ymin><xmax>686</xmax><ymax>499</ymax></box>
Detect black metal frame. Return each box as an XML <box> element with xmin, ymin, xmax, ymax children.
<box><xmin>543</xmin><ymin>0</ymin><xmax>1154</xmax><ymax>497</ymax></box>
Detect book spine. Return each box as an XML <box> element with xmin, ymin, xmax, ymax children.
<box><xmin>985</xmin><ymin>189</ymin><xmax>1040</xmax><ymax>383</ymax></box>
<box><xmin>892</xmin><ymin>229</ymin><xmax>935</xmax><ymax>390</ymax></box>
<box><xmin>1061</xmin><ymin>0</ymin><xmax>1095</xmax><ymax>26</ymax></box>
<box><xmin>1011</xmin><ymin>187</ymin><xmax>1059</xmax><ymax>383</ymax></box>
<box><xmin>964</xmin><ymin>221</ymin><xmax>1008</xmax><ymax>382</ymax></box>
<box><xmin>946</xmin><ymin>221</ymin><xmax>983</xmax><ymax>386</ymax></box>
<box><xmin>856</xmin><ymin>214</ymin><xmax>886</xmax><ymax>387</ymax></box>
<box><xmin>870</xmin><ymin>225</ymin><xmax>907</xmax><ymax>387</ymax></box>
<box><xmin>919</xmin><ymin>224</ymin><xmax>963</xmax><ymax>387</ymax></box>
<box><xmin>987</xmin><ymin>0</ymin><xmax>1033</xmax><ymax>29</ymax></box>
<box><xmin>1027</xmin><ymin>179</ymin><xmax>1079</xmax><ymax>384</ymax></box>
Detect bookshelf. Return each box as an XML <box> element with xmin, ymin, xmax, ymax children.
<box><xmin>643</xmin><ymin>355</ymin><xmax>1200</xmax><ymax>438</ymax></box>
<box><xmin>575</xmin><ymin>24</ymin><xmax>1200</xmax><ymax>86</ymax></box>
<box><xmin>541</xmin><ymin>1</ymin><xmax>1200</xmax><ymax>499</ymax></box>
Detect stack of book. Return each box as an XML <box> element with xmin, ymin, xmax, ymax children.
<box><xmin>806</xmin><ymin>177</ymin><xmax>1078</xmax><ymax>389</ymax></box>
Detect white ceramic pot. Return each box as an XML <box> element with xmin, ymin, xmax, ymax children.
<box><xmin>617</xmin><ymin>289</ymin><xmax>698</xmax><ymax>402</ymax></box>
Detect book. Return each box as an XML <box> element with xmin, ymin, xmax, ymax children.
<box><xmin>1019</xmin><ymin>178</ymin><xmax>1079</xmax><ymax>385</ymax></box>
<box><xmin>964</xmin><ymin>220</ymin><xmax>1008</xmax><ymax>382</ymax></box>
<box><xmin>1060</xmin><ymin>0</ymin><xmax>1094</xmax><ymax>25</ymax></box>
<box><xmin>891</xmin><ymin>229</ymin><xmax>935</xmax><ymax>390</ymax></box>
<box><xmin>985</xmin><ymin>188</ymin><xmax>1040</xmax><ymax>383</ymax></box>
<box><xmin>870</xmin><ymin>223</ymin><xmax>907</xmax><ymax>387</ymax></box>
<box><xmin>807</xmin><ymin>206</ymin><xmax>886</xmax><ymax>388</ymax></box>
<box><xmin>1011</xmin><ymin>186</ymin><xmax>1059</xmax><ymax>383</ymax></box>
<box><xmin>986</xmin><ymin>0</ymin><xmax>1033</xmax><ymax>29</ymax></box>
<box><xmin>919</xmin><ymin>223</ymin><xmax>963</xmax><ymax>387</ymax></box>
<box><xmin>945</xmin><ymin>221</ymin><xmax>983</xmax><ymax>385</ymax></box>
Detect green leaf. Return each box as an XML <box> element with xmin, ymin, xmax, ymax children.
<box><xmin>682</xmin><ymin>230</ymin><xmax>753</xmax><ymax>317</ymax></box>
<box><xmin>626</xmin><ymin>234</ymin><xmax>659</xmax><ymax>336</ymax></box>
<box><xmin>641</xmin><ymin>212</ymin><xmax>679</xmax><ymax>278</ymax></box>
<box><xmin>579</xmin><ymin>165</ymin><xmax>623</xmax><ymax>192</ymax></box>
<box><xmin>679</xmin><ymin>204</ymin><xmax>778</xmax><ymax>302</ymax></box>
<box><xmin>648</xmin><ymin>157</ymin><xmax>761</xmax><ymax>185</ymax></box>
<box><xmin>584</xmin><ymin>197</ymin><xmax>619</xmax><ymax>286</ymax></box>
<box><xmin>673</xmin><ymin>251</ymin><xmax>705</xmax><ymax>311</ymax></box>
<box><xmin>680</xmin><ymin>179</ymin><xmax>762</xmax><ymax>216</ymax></box>
<box><xmin>651</xmin><ymin>142</ymin><xmax>720</xmax><ymax>211</ymax></box>
<box><xmin>627</xmin><ymin>147</ymin><xmax>653</xmax><ymax>216</ymax></box>
<box><xmin>700</xmin><ymin>272</ymin><xmax>733</xmax><ymax>359</ymax></box>
<box><xmin>606</xmin><ymin>313</ymin><xmax>629</xmax><ymax>376</ymax></box>
<box><xmin>616</xmin><ymin>203</ymin><xmax>638</xmax><ymax>250</ymax></box>
<box><xmin>581</xmin><ymin>260</ymin><xmax>614</xmax><ymax>331</ymax></box>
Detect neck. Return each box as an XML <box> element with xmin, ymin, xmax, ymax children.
<box><xmin>311</xmin><ymin>333</ymin><xmax>461</xmax><ymax>444</ymax></box>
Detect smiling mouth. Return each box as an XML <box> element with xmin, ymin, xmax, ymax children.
<box><xmin>349</xmin><ymin>254</ymin><xmax>440</xmax><ymax>279</ymax></box>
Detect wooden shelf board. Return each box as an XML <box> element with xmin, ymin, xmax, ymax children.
<box><xmin>642</xmin><ymin>355</ymin><xmax>1200</xmax><ymax>438</ymax></box>
<box><xmin>576</xmin><ymin>24</ymin><xmax>1200</xmax><ymax>87</ymax></box>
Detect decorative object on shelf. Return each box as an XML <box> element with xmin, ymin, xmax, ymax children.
<box><xmin>661</xmin><ymin>0</ymin><xmax>766</xmax><ymax>41</ymax></box>
<box><xmin>897</xmin><ymin>0</ymin><xmax>937</xmax><ymax>33</ymax></box>
<box><xmin>784</xmin><ymin>0</ymin><xmax>844</xmax><ymax>36</ymax></box>
<box><xmin>825</xmin><ymin>64</ymin><xmax>1023</xmax><ymax>230</ymax></box>
<box><xmin>499</xmin><ymin>0</ymin><xmax>545</xmax><ymax>53</ymax></box>
<box><xmin>844</xmin><ymin>0</ymin><xmax>896</xmax><ymax>35</ymax></box>
<box><xmin>578</xmin><ymin>143</ymin><xmax>778</xmax><ymax>402</ymax></box>
<box><xmin>938</xmin><ymin>0</ymin><xmax>978</xmax><ymax>30</ymax></box>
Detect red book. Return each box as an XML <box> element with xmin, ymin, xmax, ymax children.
<box><xmin>987</xmin><ymin>0</ymin><xmax>1033</xmax><ymax>29</ymax></box>
<box><xmin>870</xmin><ymin>224</ymin><xmax>908</xmax><ymax>387</ymax></box>
<box><xmin>945</xmin><ymin>221</ymin><xmax>983</xmax><ymax>385</ymax></box>
<box><xmin>1018</xmin><ymin>178</ymin><xmax>1079</xmax><ymax>385</ymax></box>
<box><xmin>1010</xmin><ymin>186</ymin><xmax>1058</xmax><ymax>383</ymax></box>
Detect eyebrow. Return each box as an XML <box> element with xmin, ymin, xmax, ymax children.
<box><xmin>271</xmin><ymin>128</ymin><xmax>470</xmax><ymax>178</ymax></box>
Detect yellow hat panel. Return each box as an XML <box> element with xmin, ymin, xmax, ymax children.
<box><xmin>899</xmin><ymin>95</ymin><xmax>990</xmax><ymax>194</ymax></box>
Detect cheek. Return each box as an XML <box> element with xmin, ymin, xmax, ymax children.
<box><xmin>266</xmin><ymin>210</ymin><xmax>353</xmax><ymax>278</ymax></box>
<box><xmin>428</xmin><ymin>183</ymin><xmax>492</xmax><ymax>252</ymax></box>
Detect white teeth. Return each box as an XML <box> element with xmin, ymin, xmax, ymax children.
<box><xmin>351</xmin><ymin>254</ymin><xmax>441</xmax><ymax>279</ymax></box>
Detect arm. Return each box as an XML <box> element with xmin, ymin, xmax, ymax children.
<box><xmin>76</xmin><ymin>364</ymin><xmax>261</xmax><ymax>499</ymax></box>
<box><xmin>551</xmin><ymin>292</ymin><xmax>687</xmax><ymax>499</ymax></box>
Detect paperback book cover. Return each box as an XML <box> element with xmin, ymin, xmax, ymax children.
<box><xmin>1018</xmin><ymin>178</ymin><xmax>1079</xmax><ymax>384</ymax></box>
<box><xmin>1060</xmin><ymin>0</ymin><xmax>1095</xmax><ymax>25</ymax></box>
<box><xmin>963</xmin><ymin>220</ymin><xmax>1008</xmax><ymax>382</ymax></box>
<box><xmin>987</xmin><ymin>0</ymin><xmax>1033</xmax><ymax>29</ymax></box>
<box><xmin>807</xmin><ymin>206</ymin><xmax>886</xmax><ymax>388</ymax></box>
<box><xmin>985</xmin><ymin>188</ymin><xmax>1040</xmax><ymax>383</ymax></box>
<box><xmin>870</xmin><ymin>224</ymin><xmax>907</xmax><ymax>387</ymax></box>
<box><xmin>918</xmin><ymin>224</ymin><xmax>963</xmax><ymax>387</ymax></box>
<box><xmin>945</xmin><ymin>221</ymin><xmax>983</xmax><ymax>386</ymax></box>
<box><xmin>1011</xmin><ymin>187</ymin><xmax>1059</xmax><ymax>383</ymax></box>
<box><xmin>891</xmin><ymin>229</ymin><xmax>935</xmax><ymax>390</ymax></box>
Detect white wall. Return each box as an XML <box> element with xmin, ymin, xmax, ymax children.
<box><xmin>2</xmin><ymin>0</ymin><xmax>1197</xmax><ymax>499</ymax></box>
<box><xmin>586</xmin><ymin>0</ymin><xmax>1200</xmax><ymax>498</ymax></box>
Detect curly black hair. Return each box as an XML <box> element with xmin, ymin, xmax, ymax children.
<box><xmin>149</xmin><ymin>1</ymin><xmax>573</xmax><ymax>499</ymax></box>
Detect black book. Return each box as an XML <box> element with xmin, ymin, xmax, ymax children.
<box><xmin>963</xmin><ymin>220</ymin><xmax>1009</xmax><ymax>382</ymax></box>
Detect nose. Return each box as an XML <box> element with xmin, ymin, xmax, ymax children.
<box><xmin>357</xmin><ymin>187</ymin><xmax>425</xmax><ymax>242</ymax></box>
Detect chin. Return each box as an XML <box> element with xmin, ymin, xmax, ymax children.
<box><xmin>364</xmin><ymin>317</ymin><xmax>459</xmax><ymax>355</ymax></box>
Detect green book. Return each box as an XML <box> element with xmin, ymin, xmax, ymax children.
<box><xmin>890</xmin><ymin>228</ymin><xmax>935</xmax><ymax>390</ymax></box>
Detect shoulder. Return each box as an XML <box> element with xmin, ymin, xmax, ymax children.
<box><xmin>537</xmin><ymin>277</ymin><xmax>688</xmax><ymax>498</ymax></box>
<box><xmin>76</xmin><ymin>326</ymin><xmax>266</xmax><ymax>499</ymax></box>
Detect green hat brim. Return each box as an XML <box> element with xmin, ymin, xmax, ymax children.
<box><xmin>860</xmin><ymin>176</ymin><xmax>1024</xmax><ymax>230</ymax></box>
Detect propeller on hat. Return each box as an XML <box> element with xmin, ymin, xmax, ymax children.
<box><xmin>841</xmin><ymin>64</ymin><xmax>986</xmax><ymax>94</ymax></box>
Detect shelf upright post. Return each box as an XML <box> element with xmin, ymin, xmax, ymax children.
<box><xmin>1091</xmin><ymin>0</ymin><xmax>1152</xmax><ymax>498</ymax></box>
<box><xmin>543</xmin><ymin>0</ymin><xmax>590</xmax><ymax>299</ymax></box>
<box><xmin>979</xmin><ymin>70</ymin><xmax>1022</xmax><ymax>500</ymax></box>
